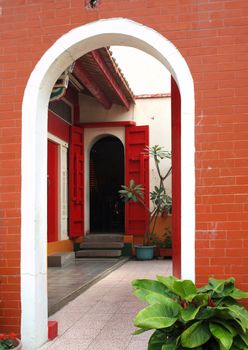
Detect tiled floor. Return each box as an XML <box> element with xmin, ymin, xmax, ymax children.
<box><xmin>41</xmin><ymin>259</ymin><xmax>172</xmax><ymax>350</ymax></box>
<box><xmin>48</xmin><ymin>257</ymin><xmax>129</xmax><ymax>315</ymax></box>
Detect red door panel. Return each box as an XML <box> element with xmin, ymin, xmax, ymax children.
<box><xmin>171</xmin><ymin>77</ymin><xmax>181</xmax><ymax>278</ymax></box>
<box><xmin>69</xmin><ymin>126</ymin><xmax>84</xmax><ymax>238</ymax></box>
<box><xmin>47</xmin><ymin>140</ymin><xmax>59</xmax><ymax>242</ymax></box>
<box><xmin>125</xmin><ymin>125</ymin><xmax>149</xmax><ymax>236</ymax></box>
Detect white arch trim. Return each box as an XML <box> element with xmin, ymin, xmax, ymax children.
<box><xmin>21</xmin><ymin>18</ymin><xmax>195</xmax><ymax>349</ymax></box>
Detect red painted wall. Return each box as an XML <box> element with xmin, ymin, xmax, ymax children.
<box><xmin>1</xmin><ymin>0</ymin><xmax>248</xmax><ymax>333</ymax></box>
<box><xmin>171</xmin><ymin>77</ymin><xmax>181</xmax><ymax>278</ymax></box>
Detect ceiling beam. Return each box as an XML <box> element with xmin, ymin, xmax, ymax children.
<box><xmin>91</xmin><ymin>50</ymin><xmax>131</xmax><ymax>110</ymax></box>
<box><xmin>73</xmin><ymin>62</ymin><xmax>112</xmax><ymax>110</ymax></box>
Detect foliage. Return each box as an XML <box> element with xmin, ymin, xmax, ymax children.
<box><xmin>0</xmin><ymin>333</ymin><xmax>19</xmax><ymax>350</ymax></box>
<box><xmin>119</xmin><ymin>145</ymin><xmax>172</xmax><ymax>245</ymax></box>
<box><xmin>132</xmin><ymin>275</ymin><xmax>248</xmax><ymax>349</ymax></box>
<box><xmin>154</xmin><ymin>227</ymin><xmax>172</xmax><ymax>248</ymax></box>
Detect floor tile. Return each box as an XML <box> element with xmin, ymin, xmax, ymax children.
<box><xmin>39</xmin><ymin>260</ymin><xmax>172</xmax><ymax>349</ymax></box>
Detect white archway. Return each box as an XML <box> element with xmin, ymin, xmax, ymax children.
<box><xmin>21</xmin><ymin>18</ymin><xmax>195</xmax><ymax>349</ymax></box>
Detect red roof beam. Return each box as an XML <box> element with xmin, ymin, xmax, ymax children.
<box><xmin>73</xmin><ymin>62</ymin><xmax>112</xmax><ymax>110</ymax></box>
<box><xmin>91</xmin><ymin>50</ymin><xmax>131</xmax><ymax>110</ymax></box>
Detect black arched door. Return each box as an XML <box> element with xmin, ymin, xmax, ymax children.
<box><xmin>90</xmin><ymin>136</ymin><xmax>124</xmax><ymax>233</ymax></box>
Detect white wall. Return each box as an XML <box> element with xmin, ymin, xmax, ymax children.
<box><xmin>110</xmin><ymin>46</ymin><xmax>171</xmax><ymax>95</ymax></box>
<box><xmin>134</xmin><ymin>98</ymin><xmax>171</xmax><ymax>196</ymax></box>
<box><xmin>80</xmin><ymin>96</ymin><xmax>171</xmax><ymax>227</ymax></box>
<box><xmin>79</xmin><ymin>93</ymin><xmax>134</xmax><ymax>122</ymax></box>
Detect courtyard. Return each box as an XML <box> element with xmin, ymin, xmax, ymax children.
<box><xmin>41</xmin><ymin>260</ymin><xmax>172</xmax><ymax>350</ymax></box>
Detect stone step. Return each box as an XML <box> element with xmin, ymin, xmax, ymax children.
<box><xmin>76</xmin><ymin>249</ymin><xmax>122</xmax><ymax>258</ymax></box>
<box><xmin>80</xmin><ymin>241</ymin><xmax>124</xmax><ymax>249</ymax></box>
<box><xmin>83</xmin><ymin>233</ymin><xmax>124</xmax><ymax>242</ymax></box>
<box><xmin>48</xmin><ymin>252</ymin><xmax>75</xmax><ymax>267</ymax></box>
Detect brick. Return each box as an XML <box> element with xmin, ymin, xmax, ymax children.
<box><xmin>1</xmin><ymin>0</ymin><xmax>248</xmax><ymax>334</ymax></box>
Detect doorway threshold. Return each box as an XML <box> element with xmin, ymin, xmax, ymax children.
<box><xmin>48</xmin><ymin>256</ymin><xmax>130</xmax><ymax>316</ymax></box>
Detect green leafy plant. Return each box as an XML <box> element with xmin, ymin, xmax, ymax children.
<box><xmin>119</xmin><ymin>145</ymin><xmax>172</xmax><ymax>245</ymax></box>
<box><xmin>154</xmin><ymin>227</ymin><xmax>172</xmax><ymax>249</ymax></box>
<box><xmin>132</xmin><ymin>275</ymin><xmax>248</xmax><ymax>349</ymax></box>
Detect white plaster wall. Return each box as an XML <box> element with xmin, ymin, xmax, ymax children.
<box><xmin>79</xmin><ymin>94</ymin><xmax>134</xmax><ymax>121</ymax></box>
<box><xmin>134</xmin><ymin>98</ymin><xmax>171</xmax><ymax>197</ymax></box>
<box><xmin>84</xmin><ymin>127</ymin><xmax>125</xmax><ymax>233</ymax></box>
<box><xmin>81</xmin><ymin>96</ymin><xmax>171</xmax><ymax>226</ymax></box>
<box><xmin>110</xmin><ymin>46</ymin><xmax>171</xmax><ymax>95</ymax></box>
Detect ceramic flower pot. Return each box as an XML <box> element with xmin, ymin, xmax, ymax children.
<box><xmin>0</xmin><ymin>336</ymin><xmax>22</xmax><ymax>350</ymax></box>
<box><xmin>135</xmin><ymin>245</ymin><xmax>155</xmax><ymax>260</ymax></box>
<box><xmin>11</xmin><ymin>339</ymin><xmax>22</xmax><ymax>350</ymax></box>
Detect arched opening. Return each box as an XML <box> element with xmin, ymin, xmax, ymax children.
<box><xmin>90</xmin><ymin>136</ymin><xmax>124</xmax><ymax>233</ymax></box>
<box><xmin>21</xmin><ymin>18</ymin><xmax>195</xmax><ymax>349</ymax></box>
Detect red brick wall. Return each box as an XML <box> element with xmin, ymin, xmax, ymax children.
<box><xmin>1</xmin><ymin>0</ymin><xmax>248</xmax><ymax>333</ymax></box>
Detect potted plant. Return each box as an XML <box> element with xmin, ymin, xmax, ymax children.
<box><xmin>132</xmin><ymin>275</ymin><xmax>248</xmax><ymax>349</ymax></box>
<box><xmin>0</xmin><ymin>333</ymin><xmax>22</xmax><ymax>350</ymax></box>
<box><xmin>156</xmin><ymin>227</ymin><xmax>172</xmax><ymax>258</ymax></box>
<box><xmin>119</xmin><ymin>145</ymin><xmax>172</xmax><ymax>260</ymax></box>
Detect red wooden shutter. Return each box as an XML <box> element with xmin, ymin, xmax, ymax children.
<box><xmin>125</xmin><ymin>125</ymin><xmax>149</xmax><ymax>236</ymax></box>
<box><xmin>47</xmin><ymin>140</ymin><xmax>59</xmax><ymax>242</ymax></box>
<box><xmin>69</xmin><ymin>126</ymin><xmax>84</xmax><ymax>238</ymax></box>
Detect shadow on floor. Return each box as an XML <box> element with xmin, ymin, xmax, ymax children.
<box><xmin>48</xmin><ymin>257</ymin><xmax>130</xmax><ymax>315</ymax></box>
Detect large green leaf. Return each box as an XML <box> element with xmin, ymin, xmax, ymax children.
<box><xmin>132</xmin><ymin>279</ymin><xmax>169</xmax><ymax>301</ymax></box>
<box><xmin>220</xmin><ymin>298</ymin><xmax>238</xmax><ymax>308</ymax></box>
<box><xmin>148</xmin><ymin>330</ymin><xmax>167</xmax><ymax>350</ymax></box>
<box><xmin>161</xmin><ymin>337</ymin><xmax>177</xmax><ymax>350</ymax></box>
<box><xmin>180</xmin><ymin>321</ymin><xmax>211</xmax><ymax>348</ymax></box>
<box><xmin>157</xmin><ymin>275</ymin><xmax>179</xmax><ymax>290</ymax></box>
<box><xmin>173</xmin><ymin>280</ymin><xmax>197</xmax><ymax>299</ymax></box>
<box><xmin>209</xmin><ymin>322</ymin><xmax>233</xmax><ymax>350</ymax></box>
<box><xmin>214</xmin><ymin>320</ymin><xmax>237</xmax><ymax>337</ymax></box>
<box><xmin>134</xmin><ymin>303</ymin><xmax>177</xmax><ymax>329</ymax></box>
<box><xmin>238</xmin><ymin>332</ymin><xmax>248</xmax><ymax>346</ymax></box>
<box><xmin>226</xmin><ymin>304</ymin><xmax>248</xmax><ymax>331</ymax></box>
<box><xmin>197</xmin><ymin>306</ymin><xmax>217</xmax><ymax>320</ymax></box>
<box><xmin>181</xmin><ymin>304</ymin><xmax>201</xmax><ymax>322</ymax></box>
<box><xmin>199</xmin><ymin>278</ymin><xmax>235</xmax><ymax>298</ymax></box>
<box><xmin>192</xmin><ymin>293</ymin><xmax>209</xmax><ymax>306</ymax></box>
<box><xmin>132</xmin><ymin>328</ymin><xmax>150</xmax><ymax>335</ymax></box>
<box><xmin>145</xmin><ymin>292</ymin><xmax>181</xmax><ymax>313</ymax></box>
<box><xmin>233</xmin><ymin>335</ymin><xmax>248</xmax><ymax>350</ymax></box>
<box><xmin>157</xmin><ymin>276</ymin><xmax>197</xmax><ymax>300</ymax></box>
<box><xmin>230</xmin><ymin>289</ymin><xmax>248</xmax><ymax>300</ymax></box>
<box><xmin>209</xmin><ymin>305</ymin><xmax>241</xmax><ymax>323</ymax></box>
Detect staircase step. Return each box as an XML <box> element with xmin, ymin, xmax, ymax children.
<box><xmin>48</xmin><ymin>252</ymin><xmax>75</xmax><ymax>267</ymax></box>
<box><xmin>80</xmin><ymin>242</ymin><xmax>124</xmax><ymax>249</ymax></box>
<box><xmin>76</xmin><ymin>249</ymin><xmax>122</xmax><ymax>258</ymax></box>
<box><xmin>83</xmin><ymin>234</ymin><xmax>124</xmax><ymax>242</ymax></box>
